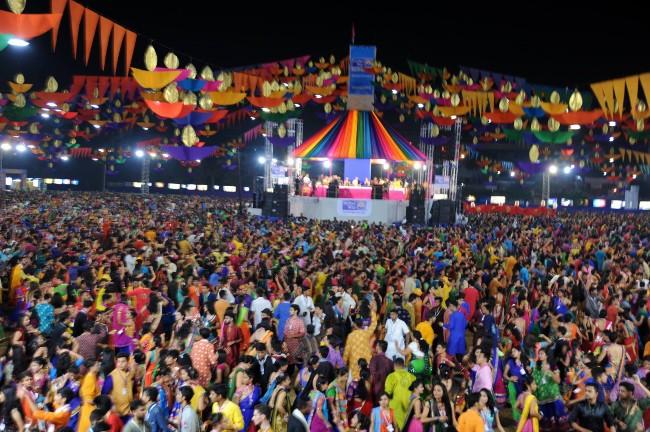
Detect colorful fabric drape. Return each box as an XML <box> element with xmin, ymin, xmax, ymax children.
<box><xmin>293</xmin><ymin>110</ymin><xmax>426</xmax><ymax>161</ymax></box>
<box><xmin>0</xmin><ymin>10</ymin><xmax>62</xmax><ymax>39</ymax></box>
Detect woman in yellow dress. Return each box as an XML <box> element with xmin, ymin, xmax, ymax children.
<box><xmin>76</xmin><ymin>360</ymin><xmax>100</xmax><ymax>432</ymax></box>
<box><xmin>269</xmin><ymin>374</ymin><xmax>293</xmax><ymax>432</ymax></box>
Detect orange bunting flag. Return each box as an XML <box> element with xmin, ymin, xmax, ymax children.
<box><xmin>111</xmin><ymin>24</ymin><xmax>126</xmax><ymax>75</ymax></box>
<box><xmin>68</xmin><ymin>0</ymin><xmax>84</xmax><ymax>59</ymax></box>
<box><xmin>124</xmin><ymin>30</ymin><xmax>137</xmax><ymax>76</ymax></box>
<box><xmin>50</xmin><ymin>0</ymin><xmax>67</xmax><ymax>50</ymax></box>
<box><xmin>83</xmin><ymin>8</ymin><xmax>99</xmax><ymax>66</ymax></box>
<box><xmin>98</xmin><ymin>16</ymin><xmax>113</xmax><ymax>70</ymax></box>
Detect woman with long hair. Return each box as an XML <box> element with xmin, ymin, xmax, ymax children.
<box><xmin>308</xmin><ymin>377</ymin><xmax>333</xmax><ymax>432</ymax></box>
<box><xmin>0</xmin><ymin>386</ymin><xmax>24</xmax><ymax>432</ymax></box>
<box><xmin>476</xmin><ymin>389</ymin><xmax>505</xmax><ymax>432</ymax></box>
<box><xmin>429</xmin><ymin>381</ymin><xmax>457</xmax><ymax>432</ymax></box>
<box><xmin>402</xmin><ymin>379</ymin><xmax>429</xmax><ymax>432</ymax></box>
<box><xmin>531</xmin><ymin>350</ymin><xmax>568</xmax><ymax>432</ymax></box>
<box><xmin>504</xmin><ymin>346</ymin><xmax>529</xmax><ymax>421</ymax></box>
<box><xmin>233</xmin><ymin>369</ymin><xmax>261</xmax><ymax>432</ymax></box>
<box><xmin>269</xmin><ymin>373</ymin><xmax>292</xmax><ymax>432</ymax></box>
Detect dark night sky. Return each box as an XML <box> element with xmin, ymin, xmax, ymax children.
<box><xmin>1</xmin><ymin>2</ymin><xmax>649</xmax><ymax>192</ymax></box>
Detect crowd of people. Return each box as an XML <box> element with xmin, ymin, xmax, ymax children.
<box><xmin>1</xmin><ymin>191</ymin><xmax>650</xmax><ymax>432</ymax></box>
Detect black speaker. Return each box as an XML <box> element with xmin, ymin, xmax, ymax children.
<box><xmin>262</xmin><ymin>191</ymin><xmax>288</xmax><ymax>217</ymax></box>
<box><xmin>430</xmin><ymin>199</ymin><xmax>456</xmax><ymax>225</ymax></box>
<box><xmin>409</xmin><ymin>188</ymin><xmax>425</xmax><ymax>206</ymax></box>
<box><xmin>407</xmin><ymin>204</ymin><xmax>425</xmax><ymax>224</ymax></box>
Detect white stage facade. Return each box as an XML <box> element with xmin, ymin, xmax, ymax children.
<box><xmin>290</xmin><ymin>195</ymin><xmax>408</xmax><ymax>225</ymax></box>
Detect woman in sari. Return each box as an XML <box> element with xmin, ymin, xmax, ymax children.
<box><xmin>308</xmin><ymin>377</ymin><xmax>333</xmax><ymax>432</ymax></box>
<box><xmin>269</xmin><ymin>374</ymin><xmax>292</xmax><ymax>432</ymax></box>
<box><xmin>227</xmin><ymin>355</ymin><xmax>255</xmax><ymax>399</ymax></box>
<box><xmin>370</xmin><ymin>393</ymin><xmax>399</xmax><ymax>432</ymax></box>
<box><xmin>402</xmin><ymin>380</ymin><xmax>429</xmax><ymax>432</ymax></box>
<box><xmin>531</xmin><ymin>351</ymin><xmax>568</xmax><ymax>432</ymax></box>
<box><xmin>429</xmin><ymin>382</ymin><xmax>456</xmax><ymax>432</ymax></box>
<box><xmin>232</xmin><ymin>369</ymin><xmax>260</xmax><ymax>432</ymax></box>
<box><xmin>515</xmin><ymin>378</ymin><xmax>540</xmax><ymax>432</ymax></box>
<box><xmin>504</xmin><ymin>346</ymin><xmax>529</xmax><ymax>422</ymax></box>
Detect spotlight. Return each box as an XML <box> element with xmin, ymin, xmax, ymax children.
<box><xmin>261</xmin><ymin>108</ymin><xmax>271</xmax><ymax>113</ymax></box>
<box><xmin>450</xmin><ymin>115</ymin><xmax>457</xmax><ymax>120</ymax></box>
<box><xmin>148</xmin><ymin>152</ymin><xmax>157</xmax><ymax>158</ymax></box>
<box><xmin>633</xmin><ymin>174</ymin><xmax>637</xmax><ymax>179</ymax></box>
<box><xmin>41</xmin><ymin>113</ymin><xmax>50</xmax><ymax>119</ymax></box>
<box><xmin>142</xmin><ymin>127</ymin><xmax>149</xmax><ymax>131</ymax></box>
<box><xmin>287</xmin><ymin>157</ymin><xmax>295</xmax><ymax>166</ymax></box>
<box><xmin>98</xmin><ymin>148</ymin><xmax>105</xmax><ymax>153</ymax></box>
<box><xmin>413</xmin><ymin>162</ymin><xmax>422</xmax><ymax>170</ymax></box>
<box><xmin>294</xmin><ymin>103</ymin><xmax>301</xmax><ymax>108</ymax></box>
<box><xmin>563</xmin><ymin>166</ymin><xmax>571</xmax><ymax>174</ymax></box>
<box><xmin>391</xmin><ymin>89</ymin><xmax>398</xmax><ymax>95</ymax></box>
<box><xmin>608</xmin><ymin>121</ymin><xmax>616</xmax><ymax>127</ymax></box>
<box><xmin>569</xmin><ymin>124</ymin><xmax>581</xmax><ymax>130</ymax></box>
<box><xmin>46</xmin><ymin>102</ymin><xmax>57</xmax><ymax>108</ymax></box>
<box><xmin>257</xmin><ymin>156</ymin><xmax>266</xmax><ymax>164</ymax></box>
<box><xmin>195</xmin><ymin>159</ymin><xmax>201</xmax><ymax>163</ymax></box>
<box><xmin>8</xmin><ymin>38</ymin><xmax>29</xmax><ymax>47</ymax></box>
<box><xmin>315</xmin><ymin>94</ymin><xmax>323</xmax><ymax>99</ymax></box>
<box><xmin>383</xmin><ymin>162</ymin><xmax>390</xmax><ymax>170</ymax></box>
<box><xmin>135</xmin><ymin>150</ymin><xmax>145</xmax><ymax>158</ymax></box>
<box><xmin>609</xmin><ymin>158</ymin><xmax>614</xmax><ymax>163</ymax></box>
<box><xmin>549</xmin><ymin>165</ymin><xmax>558</xmax><ymax>174</ymax></box>
<box><xmin>609</xmin><ymin>137</ymin><xmax>615</xmax><ymax>142</ymax></box>
<box><xmin>510</xmin><ymin>171</ymin><xmax>516</xmax><ymax>177</ymax></box>
<box><xmin>162</xmin><ymin>153</ymin><xmax>170</xmax><ymax>158</ymax></box>
<box><xmin>1</xmin><ymin>143</ymin><xmax>11</xmax><ymax>151</ymax></box>
<box><xmin>323</xmin><ymin>159</ymin><xmax>331</xmax><ymax>168</ymax></box>
<box><xmin>16</xmin><ymin>143</ymin><xmax>26</xmax><ymax>152</ymax></box>
<box><xmin>90</xmin><ymin>104</ymin><xmax>100</xmax><ymax>109</ymax></box>
<box><xmin>93</xmin><ymin>124</ymin><xmax>101</xmax><ymax>129</ymax></box>
<box><xmin>417</xmin><ymin>103</ymin><xmax>424</xmax><ymax>109</ymax></box>
<box><xmin>60</xmin><ymin>155</ymin><xmax>69</xmax><ymax>161</ymax></box>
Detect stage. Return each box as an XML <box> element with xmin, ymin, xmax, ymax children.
<box><xmin>289</xmin><ymin>195</ymin><xmax>408</xmax><ymax>224</ymax></box>
<box><xmin>301</xmin><ymin>185</ymin><xmax>406</xmax><ymax>200</ymax></box>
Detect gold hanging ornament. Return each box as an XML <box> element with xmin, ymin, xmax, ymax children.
<box><xmin>472</xmin><ymin>136</ymin><xmax>478</xmax><ymax>145</ymax></box>
<box><xmin>568</xmin><ymin>89</ymin><xmax>583</xmax><ymax>111</ymax></box>
<box><xmin>515</xmin><ymin>90</ymin><xmax>526</xmax><ymax>105</ymax></box>
<box><xmin>514</xmin><ymin>118</ymin><xmax>523</xmax><ymax>130</ymax></box>
<box><xmin>433</xmin><ymin>89</ymin><xmax>441</xmax><ymax>98</ymax></box>
<box><xmin>45</xmin><ymin>76</ymin><xmax>58</xmax><ymax>92</ymax></box>
<box><xmin>450</xmin><ymin>94</ymin><xmax>461</xmax><ymax>107</ymax></box>
<box><xmin>181</xmin><ymin>125</ymin><xmax>198</xmax><ymax>146</ymax></box>
<box><xmin>637</xmin><ymin>119</ymin><xmax>645</xmax><ymax>132</ymax></box>
<box><xmin>144</xmin><ymin>45</ymin><xmax>158</xmax><ymax>72</ymax></box>
<box><xmin>286</xmin><ymin>100</ymin><xmax>295</xmax><ymax>111</ymax></box>
<box><xmin>182</xmin><ymin>92</ymin><xmax>197</xmax><ymax>107</ymax></box>
<box><xmin>113</xmin><ymin>113</ymin><xmax>121</xmax><ymax>123</ymax></box>
<box><xmin>324</xmin><ymin>103</ymin><xmax>332</xmax><ymax>114</ymax></box>
<box><xmin>431</xmin><ymin>124</ymin><xmax>440</xmax><ymax>137</ymax></box>
<box><xmin>14</xmin><ymin>93</ymin><xmax>26</xmax><ymax>107</ymax></box>
<box><xmin>637</xmin><ymin>100</ymin><xmax>647</xmax><ymax>113</ymax></box>
<box><xmin>7</xmin><ymin>0</ymin><xmax>26</xmax><ymax>14</ymax></box>
<box><xmin>498</xmin><ymin>97</ymin><xmax>509</xmax><ymax>112</ymax></box>
<box><xmin>547</xmin><ymin>118</ymin><xmax>560</xmax><ymax>132</ymax></box>
<box><xmin>278</xmin><ymin>102</ymin><xmax>287</xmax><ymax>114</ymax></box>
<box><xmin>14</xmin><ymin>73</ymin><xmax>25</xmax><ymax>85</ymax></box>
<box><xmin>399</xmin><ymin>114</ymin><xmax>405</xmax><ymax>123</ymax></box>
<box><xmin>200</xmin><ymin>66</ymin><xmax>214</xmax><ymax>81</ymax></box>
<box><xmin>164</xmin><ymin>52</ymin><xmax>179</xmax><ymax>69</ymax></box>
<box><xmin>262</xmin><ymin>81</ymin><xmax>271</xmax><ymax>97</ymax></box>
<box><xmin>199</xmin><ymin>95</ymin><xmax>213</xmax><ymax>110</ymax></box>
<box><xmin>442</xmin><ymin>90</ymin><xmax>450</xmax><ymax>99</ymax></box>
<box><xmin>549</xmin><ymin>91</ymin><xmax>561</xmax><ymax>104</ymax></box>
<box><xmin>530</xmin><ymin>118</ymin><xmax>541</xmax><ymax>131</ymax></box>
<box><xmin>530</xmin><ymin>95</ymin><xmax>541</xmax><ymax>108</ymax></box>
<box><xmin>163</xmin><ymin>84</ymin><xmax>179</xmax><ymax>103</ymax></box>
<box><xmin>481</xmin><ymin>116</ymin><xmax>489</xmax><ymax>125</ymax></box>
<box><xmin>277</xmin><ymin>123</ymin><xmax>287</xmax><ymax>138</ymax></box>
<box><xmin>185</xmin><ymin>63</ymin><xmax>197</xmax><ymax>79</ymax></box>
<box><xmin>29</xmin><ymin>123</ymin><xmax>38</xmax><ymax>134</ymax></box>
<box><xmin>529</xmin><ymin>144</ymin><xmax>539</xmax><ymax>162</ymax></box>
<box><xmin>602</xmin><ymin>124</ymin><xmax>609</xmax><ymax>134</ymax></box>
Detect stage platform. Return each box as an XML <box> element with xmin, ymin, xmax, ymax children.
<box><xmin>290</xmin><ymin>195</ymin><xmax>408</xmax><ymax>225</ymax></box>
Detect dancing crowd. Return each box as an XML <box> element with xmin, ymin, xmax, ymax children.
<box><xmin>1</xmin><ymin>191</ymin><xmax>650</xmax><ymax>432</ymax></box>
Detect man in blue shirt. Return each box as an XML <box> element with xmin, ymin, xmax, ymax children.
<box><xmin>273</xmin><ymin>292</ymin><xmax>292</xmax><ymax>341</ymax></box>
<box><xmin>143</xmin><ymin>386</ymin><xmax>170</xmax><ymax>432</ymax></box>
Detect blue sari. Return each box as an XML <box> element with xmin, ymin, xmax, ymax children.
<box><xmin>237</xmin><ymin>385</ymin><xmax>261</xmax><ymax>432</ymax></box>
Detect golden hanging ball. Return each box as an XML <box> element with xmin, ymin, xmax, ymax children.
<box><xmin>481</xmin><ymin>116</ymin><xmax>489</xmax><ymax>125</ymax></box>
<box><xmin>188</xmin><ymin>167</ymin><xmax>193</xmax><ymax>173</ymax></box>
<box><xmin>163</xmin><ymin>52</ymin><xmax>179</xmax><ymax>69</ymax></box>
<box><xmin>45</xmin><ymin>76</ymin><xmax>58</xmax><ymax>92</ymax></box>
<box><xmin>514</xmin><ymin>118</ymin><xmax>523</xmax><ymax>130</ymax></box>
<box><xmin>450</xmin><ymin>94</ymin><xmax>461</xmax><ymax>107</ymax></box>
<box><xmin>278</xmin><ymin>102</ymin><xmax>287</xmax><ymax>114</ymax></box>
<box><xmin>144</xmin><ymin>45</ymin><xmax>158</xmax><ymax>72</ymax></box>
<box><xmin>529</xmin><ymin>144</ymin><xmax>539</xmax><ymax>162</ymax></box>
<box><xmin>637</xmin><ymin>119</ymin><xmax>645</xmax><ymax>132</ymax></box>
<box><xmin>637</xmin><ymin>100</ymin><xmax>648</xmax><ymax>113</ymax></box>
<box><xmin>200</xmin><ymin>66</ymin><xmax>214</xmax><ymax>81</ymax></box>
<box><xmin>530</xmin><ymin>118</ymin><xmax>541</xmax><ymax>131</ymax></box>
<box><xmin>472</xmin><ymin>136</ymin><xmax>478</xmax><ymax>145</ymax></box>
<box><xmin>185</xmin><ymin>63</ymin><xmax>197</xmax><ymax>79</ymax></box>
<box><xmin>602</xmin><ymin>124</ymin><xmax>609</xmax><ymax>134</ymax></box>
<box><xmin>498</xmin><ymin>97</ymin><xmax>509</xmax><ymax>113</ymax></box>
<box><xmin>442</xmin><ymin>90</ymin><xmax>450</xmax><ymax>99</ymax></box>
<box><xmin>547</xmin><ymin>118</ymin><xmax>560</xmax><ymax>132</ymax></box>
<box><xmin>431</xmin><ymin>124</ymin><xmax>440</xmax><ymax>137</ymax></box>
<box><xmin>14</xmin><ymin>73</ymin><xmax>25</xmax><ymax>85</ymax></box>
<box><xmin>530</xmin><ymin>95</ymin><xmax>541</xmax><ymax>108</ymax></box>
<box><xmin>568</xmin><ymin>89</ymin><xmax>583</xmax><ymax>111</ymax></box>
<box><xmin>14</xmin><ymin>93</ymin><xmax>26</xmax><ymax>107</ymax></box>
<box><xmin>399</xmin><ymin>114</ymin><xmax>405</xmax><ymax>123</ymax></box>
<box><xmin>163</xmin><ymin>84</ymin><xmax>179</xmax><ymax>103</ymax></box>
<box><xmin>433</xmin><ymin>89</ymin><xmax>441</xmax><ymax>98</ymax></box>
<box><xmin>549</xmin><ymin>91</ymin><xmax>561</xmax><ymax>104</ymax></box>
<box><xmin>277</xmin><ymin>123</ymin><xmax>287</xmax><ymax>138</ymax></box>
<box><xmin>630</xmin><ymin>137</ymin><xmax>637</xmax><ymax>145</ymax></box>
<box><xmin>7</xmin><ymin>0</ymin><xmax>26</xmax><ymax>14</ymax></box>
<box><xmin>515</xmin><ymin>90</ymin><xmax>526</xmax><ymax>105</ymax></box>
<box><xmin>199</xmin><ymin>95</ymin><xmax>213</xmax><ymax>110</ymax></box>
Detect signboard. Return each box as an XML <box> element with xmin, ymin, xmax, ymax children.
<box><xmin>347</xmin><ymin>45</ymin><xmax>376</xmax><ymax>111</ymax></box>
<box><xmin>271</xmin><ymin>165</ymin><xmax>287</xmax><ymax>178</ymax></box>
<box><xmin>337</xmin><ymin>199</ymin><xmax>372</xmax><ymax>217</ymax></box>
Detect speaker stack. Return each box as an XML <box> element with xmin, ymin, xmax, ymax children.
<box><xmin>429</xmin><ymin>199</ymin><xmax>456</xmax><ymax>225</ymax></box>
<box><xmin>406</xmin><ymin>188</ymin><xmax>425</xmax><ymax>224</ymax></box>
<box><xmin>262</xmin><ymin>184</ymin><xmax>289</xmax><ymax>218</ymax></box>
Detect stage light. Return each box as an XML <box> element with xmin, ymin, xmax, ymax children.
<box><xmin>413</xmin><ymin>162</ymin><xmax>422</xmax><ymax>170</ymax></box>
<box><xmin>497</xmin><ymin>170</ymin><xmax>501</xmax><ymax>175</ymax></box>
<box><xmin>1</xmin><ymin>143</ymin><xmax>11</xmax><ymax>151</ymax></box>
<box><xmin>27</xmin><ymin>144</ymin><xmax>35</xmax><ymax>149</ymax></box>
<box><xmin>258</xmin><ymin>156</ymin><xmax>266</xmax><ymax>164</ymax></box>
<box><xmin>460</xmin><ymin>153</ymin><xmax>466</xmax><ymax>159</ymax></box>
<box><xmin>609</xmin><ymin>137</ymin><xmax>615</xmax><ymax>142</ymax></box>
<box><xmin>46</xmin><ymin>102</ymin><xmax>57</xmax><ymax>107</ymax></box>
<box><xmin>563</xmin><ymin>166</ymin><xmax>571</xmax><ymax>174</ymax></box>
<box><xmin>608</xmin><ymin>121</ymin><xmax>616</xmax><ymax>127</ymax></box>
<box><xmin>60</xmin><ymin>155</ymin><xmax>69</xmax><ymax>161</ymax></box>
<box><xmin>98</xmin><ymin>148</ymin><xmax>105</xmax><ymax>153</ymax></box>
<box><xmin>8</xmin><ymin>38</ymin><xmax>29</xmax><ymax>47</ymax></box>
<box><xmin>417</xmin><ymin>103</ymin><xmax>424</xmax><ymax>108</ymax></box>
<box><xmin>148</xmin><ymin>152</ymin><xmax>157</xmax><ymax>158</ymax></box>
<box><xmin>548</xmin><ymin>165</ymin><xmax>558</xmax><ymax>174</ymax></box>
<box><xmin>16</xmin><ymin>143</ymin><xmax>26</xmax><ymax>152</ymax></box>
<box><xmin>315</xmin><ymin>94</ymin><xmax>323</xmax><ymax>99</ymax></box>
<box><xmin>90</xmin><ymin>104</ymin><xmax>100</xmax><ymax>109</ymax></box>
<box><xmin>391</xmin><ymin>89</ymin><xmax>398</xmax><ymax>95</ymax></box>
<box><xmin>609</xmin><ymin>158</ymin><xmax>614</xmax><ymax>163</ymax></box>
<box><xmin>250</xmin><ymin>116</ymin><xmax>256</xmax><ymax>120</ymax></box>
<box><xmin>633</xmin><ymin>174</ymin><xmax>638</xmax><ymax>179</ymax></box>
<box><xmin>323</xmin><ymin>159</ymin><xmax>331</xmax><ymax>168</ymax></box>
<box><xmin>142</xmin><ymin>127</ymin><xmax>149</xmax><ymax>131</ymax></box>
<box><xmin>569</xmin><ymin>124</ymin><xmax>580</xmax><ymax>130</ymax></box>
<box><xmin>450</xmin><ymin>115</ymin><xmax>457</xmax><ymax>120</ymax></box>
<box><xmin>294</xmin><ymin>103</ymin><xmax>301</xmax><ymax>108</ymax></box>
<box><xmin>261</xmin><ymin>107</ymin><xmax>271</xmax><ymax>113</ymax></box>
<box><xmin>195</xmin><ymin>159</ymin><xmax>201</xmax><ymax>163</ymax></box>
<box><xmin>570</xmin><ymin>164</ymin><xmax>575</xmax><ymax>169</ymax></box>
<box><xmin>92</xmin><ymin>158</ymin><xmax>99</xmax><ymax>161</ymax></box>
<box><xmin>41</xmin><ymin>113</ymin><xmax>50</xmax><ymax>119</ymax></box>
<box><xmin>93</xmin><ymin>124</ymin><xmax>101</xmax><ymax>129</ymax></box>
<box><xmin>510</xmin><ymin>171</ymin><xmax>516</xmax><ymax>177</ymax></box>
<box><xmin>162</xmin><ymin>153</ymin><xmax>170</xmax><ymax>158</ymax></box>
<box><xmin>272</xmin><ymin>158</ymin><xmax>277</xmax><ymax>164</ymax></box>
<box><xmin>603</xmin><ymin>171</ymin><xmax>607</xmax><ymax>176</ymax></box>
<box><xmin>287</xmin><ymin>157</ymin><xmax>295</xmax><ymax>166</ymax></box>
<box><xmin>135</xmin><ymin>150</ymin><xmax>145</xmax><ymax>158</ymax></box>
<box><xmin>383</xmin><ymin>162</ymin><xmax>390</xmax><ymax>170</ymax></box>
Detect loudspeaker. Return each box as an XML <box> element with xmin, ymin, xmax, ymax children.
<box><xmin>409</xmin><ymin>188</ymin><xmax>425</xmax><ymax>206</ymax></box>
<box><xmin>429</xmin><ymin>199</ymin><xmax>456</xmax><ymax>225</ymax></box>
<box><xmin>407</xmin><ymin>204</ymin><xmax>425</xmax><ymax>224</ymax></box>
<box><xmin>262</xmin><ymin>191</ymin><xmax>288</xmax><ymax>217</ymax></box>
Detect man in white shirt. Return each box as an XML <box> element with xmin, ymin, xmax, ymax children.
<box><xmin>384</xmin><ymin>309</ymin><xmax>410</xmax><ymax>361</ymax></box>
<box><xmin>293</xmin><ymin>285</ymin><xmax>315</xmax><ymax>326</ymax></box>
<box><xmin>250</xmin><ymin>287</ymin><xmax>273</xmax><ymax>328</ymax></box>
<box><xmin>124</xmin><ymin>250</ymin><xmax>136</xmax><ymax>275</ymax></box>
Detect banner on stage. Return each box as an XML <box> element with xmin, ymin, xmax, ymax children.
<box><xmin>348</xmin><ymin>45</ymin><xmax>376</xmax><ymax>111</ymax></box>
<box><xmin>338</xmin><ymin>199</ymin><xmax>372</xmax><ymax>217</ymax></box>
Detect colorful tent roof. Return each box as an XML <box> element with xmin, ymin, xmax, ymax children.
<box><xmin>293</xmin><ymin>110</ymin><xmax>426</xmax><ymax>161</ymax></box>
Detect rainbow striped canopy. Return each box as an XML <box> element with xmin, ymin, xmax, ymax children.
<box><xmin>293</xmin><ymin>110</ymin><xmax>426</xmax><ymax>161</ymax></box>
